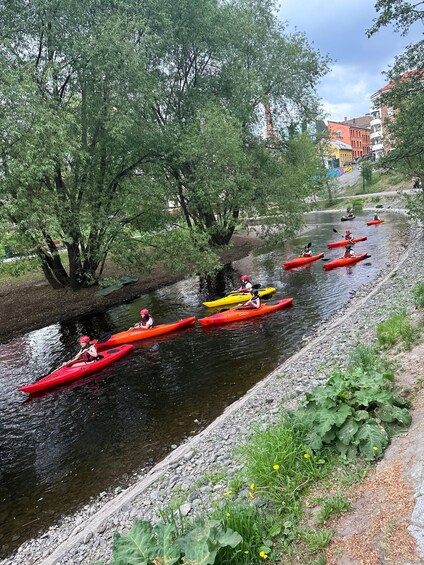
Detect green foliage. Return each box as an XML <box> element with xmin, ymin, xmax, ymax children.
<box><xmin>413</xmin><ymin>283</ymin><xmax>424</xmax><ymax>309</ymax></box>
<box><xmin>346</xmin><ymin>199</ymin><xmax>364</xmax><ymax>212</ymax></box>
<box><xmin>94</xmin><ymin>518</ymin><xmax>242</xmax><ymax>565</ymax></box>
<box><xmin>298</xmin><ymin>361</ymin><xmax>411</xmax><ymax>460</ymax></box>
<box><xmin>0</xmin><ymin>257</ymin><xmax>40</xmax><ymax>279</ymax></box>
<box><xmin>300</xmin><ymin>528</ymin><xmax>333</xmax><ymax>553</ymax></box>
<box><xmin>240</xmin><ymin>414</ymin><xmax>333</xmax><ymax>509</ymax></box>
<box><xmin>361</xmin><ymin>161</ymin><xmax>373</xmax><ymax>190</ymax></box>
<box><xmin>316</xmin><ymin>493</ymin><xmax>352</xmax><ymax>524</ymax></box>
<box><xmin>376</xmin><ymin>312</ymin><xmax>418</xmax><ymax>350</ymax></box>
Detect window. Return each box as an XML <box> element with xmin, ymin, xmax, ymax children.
<box><xmin>336</xmin><ymin>131</ymin><xmax>342</xmax><ymax>138</ymax></box>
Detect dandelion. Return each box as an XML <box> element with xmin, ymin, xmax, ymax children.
<box><xmin>250</xmin><ymin>483</ymin><xmax>255</xmax><ymax>490</ymax></box>
<box><xmin>273</xmin><ymin>464</ymin><xmax>280</xmax><ymax>470</ymax></box>
<box><xmin>304</xmin><ymin>453</ymin><xmax>311</xmax><ymax>459</ymax></box>
<box><xmin>226</xmin><ymin>512</ymin><xmax>231</xmax><ymax>517</ymax></box>
<box><xmin>259</xmin><ymin>550</ymin><xmax>268</xmax><ymax>559</ymax></box>
<box><xmin>249</xmin><ymin>491</ymin><xmax>255</xmax><ymax>499</ymax></box>
<box><xmin>225</xmin><ymin>490</ymin><xmax>232</xmax><ymax>495</ymax></box>
<box><xmin>244</xmin><ymin>550</ymin><xmax>249</xmax><ymax>554</ymax></box>
<box><xmin>373</xmin><ymin>446</ymin><xmax>378</xmax><ymax>451</ymax></box>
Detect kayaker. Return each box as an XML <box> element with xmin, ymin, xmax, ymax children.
<box><xmin>345</xmin><ymin>229</ymin><xmax>354</xmax><ymax>241</ymax></box>
<box><xmin>373</xmin><ymin>213</ymin><xmax>380</xmax><ymax>221</ymax></box>
<box><xmin>236</xmin><ymin>274</ymin><xmax>253</xmax><ymax>293</ymax></box>
<box><xmin>132</xmin><ymin>309</ymin><xmax>154</xmax><ymax>329</ymax></box>
<box><xmin>346</xmin><ymin>208</ymin><xmax>354</xmax><ymax>218</ymax></box>
<box><xmin>74</xmin><ymin>336</ymin><xmax>99</xmax><ymax>363</ymax></box>
<box><xmin>302</xmin><ymin>245</ymin><xmax>312</xmax><ymax>257</ymax></box>
<box><xmin>240</xmin><ymin>289</ymin><xmax>262</xmax><ymax>309</ymax></box>
<box><xmin>343</xmin><ymin>245</ymin><xmax>355</xmax><ymax>258</ymax></box>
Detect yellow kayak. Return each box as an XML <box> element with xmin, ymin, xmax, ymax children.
<box><xmin>203</xmin><ymin>287</ymin><xmax>276</xmax><ymax>308</ymax></box>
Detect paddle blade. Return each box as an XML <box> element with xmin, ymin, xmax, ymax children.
<box><xmin>332</xmin><ymin>228</ymin><xmax>339</xmax><ymax>233</ymax></box>
<box><xmin>98</xmin><ymin>333</ymin><xmax>113</xmax><ymax>344</ymax></box>
<box><xmin>307</xmin><ymin>242</ymin><xmax>312</xmax><ymax>248</ymax></box>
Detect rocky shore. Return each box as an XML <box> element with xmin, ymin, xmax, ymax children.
<box><xmin>3</xmin><ymin>215</ymin><xmax>422</xmax><ymax>565</ymax></box>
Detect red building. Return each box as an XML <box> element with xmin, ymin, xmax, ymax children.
<box><xmin>327</xmin><ymin>118</ymin><xmax>371</xmax><ymax>160</ymax></box>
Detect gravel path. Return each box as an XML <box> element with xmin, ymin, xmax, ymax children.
<box><xmin>3</xmin><ymin>216</ymin><xmax>423</xmax><ymax>565</ymax></box>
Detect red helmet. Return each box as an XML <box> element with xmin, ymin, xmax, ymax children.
<box><xmin>79</xmin><ymin>335</ymin><xmax>90</xmax><ymax>344</ymax></box>
<box><xmin>346</xmin><ymin>230</ymin><xmax>351</xmax><ymax>234</ymax></box>
<box><xmin>240</xmin><ymin>275</ymin><xmax>249</xmax><ymax>282</ymax></box>
<box><xmin>140</xmin><ymin>309</ymin><xmax>150</xmax><ymax>316</ymax></box>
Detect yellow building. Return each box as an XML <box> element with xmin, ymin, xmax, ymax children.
<box><xmin>326</xmin><ymin>140</ymin><xmax>353</xmax><ymax>168</ymax></box>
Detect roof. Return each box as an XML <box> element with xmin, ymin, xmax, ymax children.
<box><xmin>329</xmin><ymin>140</ymin><xmax>352</xmax><ymax>151</ymax></box>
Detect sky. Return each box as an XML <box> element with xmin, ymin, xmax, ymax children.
<box><xmin>278</xmin><ymin>0</ymin><xmax>422</xmax><ymax>122</ymax></box>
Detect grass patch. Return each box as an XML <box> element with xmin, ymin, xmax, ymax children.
<box><xmin>316</xmin><ymin>493</ymin><xmax>352</xmax><ymax>524</ymax></box>
<box><xmin>301</xmin><ymin>527</ymin><xmax>333</xmax><ymax>553</ymax></box>
<box><xmin>413</xmin><ymin>283</ymin><xmax>424</xmax><ymax>309</ymax></box>
<box><xmin>377</xmin><ymin>311</ymin><xmax>418</xmax><ymax>350</ymax></box>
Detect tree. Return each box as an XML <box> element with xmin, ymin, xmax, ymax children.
<box><xmin>361</xmin><ymin>161</ymin><xmax>373</xmax><ymax>191</ymax></box>
<box><xmin>0</xmin><ymin>0</ymin><xmax>165</xmax><ymax>289</ymax></box>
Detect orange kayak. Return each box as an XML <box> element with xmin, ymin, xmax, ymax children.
<box><xmin>367</xmin><ymin>219</ymin><xmax>384</xmax><ymax>226</ymax></box>
<box><xmin>324</xmin><ymin>252</ymin><xmax>368</xmax><ymax>270</ymax></box>
<box><xmin>327</xmin><ymin>236</ymin><xmax>367</xmax><ymax>249</ymax></box>
<box><xmin>99</xmin><ymin>317</ymin><xmax>196</xmax><ymax>348</ymax></box>
<box><xmin>284</xmin><ymin>252</ymin><xmax>324</xmax><ymax>269</ymax></box>
<box><xmin>198</xmin><ymin>299</ymin><xmax>293</xmax><ymax>326</ymax></box>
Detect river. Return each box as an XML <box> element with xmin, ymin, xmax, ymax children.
<box><xmin>0</xmin><ymin>211</ymin><xmax>408</xmax><ymax>556</ymax></box>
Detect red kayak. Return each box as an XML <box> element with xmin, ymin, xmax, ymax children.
<box><xmin>284</xmin><ymin>253</ymin><xmax>324</xmax><ymax>269</ymax></box>
<box><xmin>324</xmin><ymin>252</ymin><xmax>369</xmax><ymax>271</ymax></box>
<box><xmin>198</xmin><ymin>298</ymin><xmax>293</xmax><ymax>326</ymax></box>
<box><xmin>98</xmin><ymin>317</ymin><xmax>196</xmax><ymax>348</ymax></box>
<box><xmin>327</xmin><ymin>236</ymin><xmax>367</xmax><ymax>249</ymax></box>
<box><xmin>367</xmin><ymin>219</ymin><xmax>384</xmax><ymax>226</ymax></box>
<box><xmin>19</xmin><ymin>344</ymin><xmax>134</xmax><ymax>394</ymax></box>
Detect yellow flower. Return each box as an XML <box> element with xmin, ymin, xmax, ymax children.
<box><xmin>304</xmin><ymin>453</ymin><xmax>311</xmax><ymax>459</ymax></box>
<box><xmin>250</xmin><ymin>483</ymin><xmax>255</xmax><ymax>490</ymax></box>
<box><xmin>373</xmin><ymin>446</ymin><xmax>378</xmax><ymax>451</ymax></box>
<box><xmin>259</xmin><ymin>550</ymin><xmax>268</xmax><ymax>559</ymax></box>
<box><xmin>273</xmin><ymin>464</ymin><xmax>280</xmax><ymax>470</ymax></box>
<box><xmin>226</xmin><ymin>512</ymin><xmax>231</xmax><ymax>517</ymax></box>
<box><xmin>249</xmin><ymin>491</ymin><xmax>254</xmax><ymax>499</ymax></box>
<box><xmin>225</xmin><ymin>490</ymin><xmax>232</xmax><ymax>495</ymax></box>
<box><xmin>244</xmin><ymin>550</ymin><xmax>249</xmax><ymax>554</ymax></box>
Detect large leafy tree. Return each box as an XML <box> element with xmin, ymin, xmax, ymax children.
<box><xmin>0</xmin><ymin>0</ymin><xmax>164</xmax><ymax>289</ymax></box>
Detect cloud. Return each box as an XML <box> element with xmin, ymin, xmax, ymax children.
<box><xmin>278</xmin><ymin>0</ymin><xmax>423</xmax><ymax>120</ymax></box>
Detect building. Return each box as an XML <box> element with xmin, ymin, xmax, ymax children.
<box><xmin>370</xmin><ymin>83</ymin><xmax>396</xmax><ymax>160</ymax></box>
<box><xmin>327</xmin><ymin>118</ymin><xmax>371</xmax><ymax>160</ymax></box>
<box><xmin>322</xmin><ymin>140</ymin><xmax>353</xmax><ymax>169</ymax></box>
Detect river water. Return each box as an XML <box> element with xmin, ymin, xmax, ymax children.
<box><xmin>0</xmin><ymin>211</ymin><xmax>408</xmax><ymax>555</ymax></box>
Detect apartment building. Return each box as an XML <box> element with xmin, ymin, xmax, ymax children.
<box><xmin>327</xmin><ymin>118</ymin><xmax>370</xmax><ymax>160</ymax></box>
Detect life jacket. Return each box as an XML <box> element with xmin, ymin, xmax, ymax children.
<box><xmin>344</xmin><ymin>250</ymin><xmax>354</xmax><ymax>258</ymax></box>
<box><xmin>345</xmin><ymin>234</ymin><xmax>353</xmax><ymax>240</ymax></box>
<box><xmin>251</xmin><ymin>296</ymin><xmax>262</xmax><ymax>308</ymax></box>
<box><xmin>141</xmin><ymin>315</ymin><xmax>154</xmax><ymax>328</ymax></box>
<box><xmin>241</xmin><ymin>280</ymin><xmax>252</xmax><ymax>293</ymax></box>
<box><xmin>81</xmin><ymin>343</ymin><xmax>97</xmax><ymax>362</ymax></box>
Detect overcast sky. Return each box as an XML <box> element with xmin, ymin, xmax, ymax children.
<box><xmin>278</xmin><ymin>0</ymin><xmax>422</xmax><ymax>122</ymax></box>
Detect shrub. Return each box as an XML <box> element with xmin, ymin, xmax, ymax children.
<box><xmin>346</xmin><ymin>199</ymin><xmax>364</xmax><ymax>212</ymax></box>
<box><xmin>413</xmin><ymin>283</ymin><xmax>424</xmax><ymax>309</ymax></box>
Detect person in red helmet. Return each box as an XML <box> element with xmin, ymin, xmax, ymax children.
<box><xmin>345</xmin><ymin>229</ymin><xmax>354</xmax><ymax>242</ymax></box>
<box><xmin>68</xmin><ymin>335</ymin><xmax>99</xmax><ymax>364</ymax></box>
<box><xmin>236</xmin><ymin>274</ymin><xmax>253</xmax><ymax>293</ymax></box>
<box><xmin>131</xmin><ymin>308</ymin><xmax>154</xmax><ymax>329</ymax></box>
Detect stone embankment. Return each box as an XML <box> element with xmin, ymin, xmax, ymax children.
<box><xmin>3</xmin><ymin>219</ymin><xmax>423</xmax><ymax>565</ymax></box>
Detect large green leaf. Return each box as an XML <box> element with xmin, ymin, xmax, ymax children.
<box><xmin>355</xmin><ymin>423</ymin><xmax>389</xmax><ymax>460</ymax></box>
<box><xmin>333</xmin><ymin>403</ymin><xmax>354</xmax><ymax>426</ymax></box>
<box><xmin>215</xmin><ymin>528</ymin><xmax>242</xmax><ymax>549</ymax></box>
<box><xmin>154</xmin><ymin>523</ymin><xmax>181</xmax><ymax>565</ymax></box>
<box><xmin>336</xmin><ymin>416</ymin><xmax>359</xmax><ymax>446</ymax></box>
<box><xmin>111</xmin><ymin>520</ymin><xmax>156</xmax><ymax>565</ymax></box>
<box><xmin>305</xmin><ymin>430</ymin><xmax>323</xmax><ymax>451</ymax></box>
<box><xmin>375</xmin><ymin>403</ymin><xmax>411</xmax><ymax>425</ymax></box>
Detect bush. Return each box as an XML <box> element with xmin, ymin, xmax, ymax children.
<box><xmin>346</xmin><ymin>199</ymin><xmax>364</xmax><ymax>212</ymax></box>
<box><xmin>413</xmin><ymin>283</ymin><xmax>424</xmax><ymax>309</ymax></box>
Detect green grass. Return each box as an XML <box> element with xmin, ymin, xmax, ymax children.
<box><xmin>0</xmin><ymin>257</ymin><xmax>41</xmax><ymax>280</ymax></box>
<box><xmin>301</xmin><ymin>527</ymin><xmax>333</xmax><ymax>553</ymax></box>
<box><xmin>377</xmin><ymin>312</ymin><xmax>418</xmax><ymax>350</ymax></box>
<box><xmin>413</xmin><ymin>283</ymin><xmax>424</xmax><ymax>309</ymax></box>
<box><xmin>316</xmin><ymin>493</ymin><xmax>352</xmax><ymax>524</ymax></box>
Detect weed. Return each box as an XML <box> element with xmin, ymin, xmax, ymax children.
<box><xmin>413</xmin><ymin>283</ymin><xmax>424</xmax><ymax>309</ymax></box>
<box><xmin>316</xmin><ymin>493</ymin><xmax>352</xmax><ymax>524</ymax></box>
<box><xmin>377</xmin><ymin>312</ymin><xmax>418</xmax><ymax>350</ymax></box>
<box><xmin>301</xmin><ymin>527</ymin><xmax>333</xmax><ymax>553</ymax></box>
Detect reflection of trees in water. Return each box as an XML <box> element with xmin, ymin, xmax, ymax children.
<box><xmin>199</xmin><ymin>263</ymin><xmax>240</xmax><ymax>298</ymax></box>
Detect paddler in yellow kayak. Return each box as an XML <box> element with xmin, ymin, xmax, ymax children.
<box><xmin>235</xmin><ymin>274</ymin><xmax>253</xmax><ymax>293</ymax></box>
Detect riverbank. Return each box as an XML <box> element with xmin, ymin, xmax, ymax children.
<box><xmin>0</xmin><ymin>234</ymin><xmax>261</xmax><ymax>343</ymax></box>
<box><xmin>3</xmin><ymin>218</ymin><xmax>424</xmax><ymax>565</ymax></box>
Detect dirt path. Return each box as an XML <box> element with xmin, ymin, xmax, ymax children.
<box><xmin>0</xmin><ymin>234</ymin><xmax>261</xmax><ymax>343</ymax></box>
<box><xmin>326</xmin><ymin>343</ymin><xmax>424</xmax><ymax>565</ymax></box>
